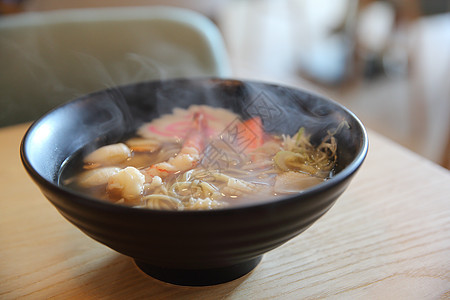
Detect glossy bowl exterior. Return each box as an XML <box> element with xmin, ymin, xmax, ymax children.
<box><xmin>21</xmin><ymin>78</ymin><xmax>368</xmax><ymax>285</ymax></box>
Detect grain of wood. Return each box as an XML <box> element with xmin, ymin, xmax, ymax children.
<box><xmin>1</xmin><ymin>124</ymin><xmax>449</xmax><ymax>299</ymax></box>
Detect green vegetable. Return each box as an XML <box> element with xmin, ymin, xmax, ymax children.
<box><xmin>274</xmin><ymin>121</ymin><xmax>348</xmax><ymax>177</ymax></box>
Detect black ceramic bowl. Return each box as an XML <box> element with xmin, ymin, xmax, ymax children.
<box><xmin>21</xmin><ymin>78</ymin><xmax>368</xmax><ymax>286</ymax></box>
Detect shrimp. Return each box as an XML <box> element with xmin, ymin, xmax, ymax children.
<box><xmin>84</xmin><ymin>143</ymin><xmax>131</xmax><ymax>166</ymax></box>
<box><xmin>76</xmin><ymin>167</ymin><xmax>120</xmax><ymax>188</ymax></box>
<box><xmin>142</xmin><ymin>112</ymin><xmax>207</xmax><ymax>179</ymax></box>
<box><xmin>107</xmin><ymin>166</ymin><xmax>146</xmax><ymax>201</ymax></box>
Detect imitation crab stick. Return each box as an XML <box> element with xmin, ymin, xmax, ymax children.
<box><xmin>237</xmin><ymin>116</ymin><xmax>264</xmax><ymax>152</ymax></box>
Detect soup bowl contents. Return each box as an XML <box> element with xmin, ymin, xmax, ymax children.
<box><xmin>21</xmin><ymin>78</ymin><xmax>368</xmax><ymax>286</ymax></box>
<box><xmin>62</xmin><ymin>105</ymin><xmax>347</xmax><ymax>210</ymax></box>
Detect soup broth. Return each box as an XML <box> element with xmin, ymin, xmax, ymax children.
<box><xmin>60</xmin><ymin>105</ymin><xmax>341</xmax><ymax>210</ymax></box>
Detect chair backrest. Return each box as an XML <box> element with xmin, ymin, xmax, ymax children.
<box><xmin>0</xmin><ymin>6</ymin><xmax>231</xmax><ymax>126</ymax></box>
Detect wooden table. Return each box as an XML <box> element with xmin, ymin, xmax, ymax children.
<box><xmin>1</xmin><ymin>122</ymin><xmax>449</xmax><ymax>299</ymax></box>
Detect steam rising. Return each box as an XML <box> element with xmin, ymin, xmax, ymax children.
<box><xmin>144</xmin><ymin>79</ymin><xmax>356</xmax><ymax>172</ymax></box>
<box><xmin>146</xmin><ymin>79</ymin><xmax>349</xmax><ymax>140</ymax></box>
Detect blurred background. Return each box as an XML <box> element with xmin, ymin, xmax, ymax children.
<box><xmin>1</xmin><ymin>0</ymin><xmax>449</xmax><ymax>169</ymax></box>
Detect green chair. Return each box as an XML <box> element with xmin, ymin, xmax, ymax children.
<box><xmin>0</xmin><ymin>6</ymin><xmax>231</xmax><ymax>126</ymax></box>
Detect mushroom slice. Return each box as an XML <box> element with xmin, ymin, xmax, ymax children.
<box><xmin>125</xmin><ymin>137</ymin><xmax>161</xmax><ymax>153</ymax></box>
<box><xmin>274</xmin><ymin>171</ymin><xmax>323</xmax><ymax>194</ymax></box>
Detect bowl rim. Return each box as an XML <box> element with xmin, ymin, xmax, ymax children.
<box><xmin>20</xmin><ymin>78</ymin><xmax>369</xmax><ymax>216</ymax></box>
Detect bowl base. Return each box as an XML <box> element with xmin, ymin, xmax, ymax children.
<box><xmin>134</xmin><ymin>256</ymin><xmax>262</xmax><ymax>286</ymax></box>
